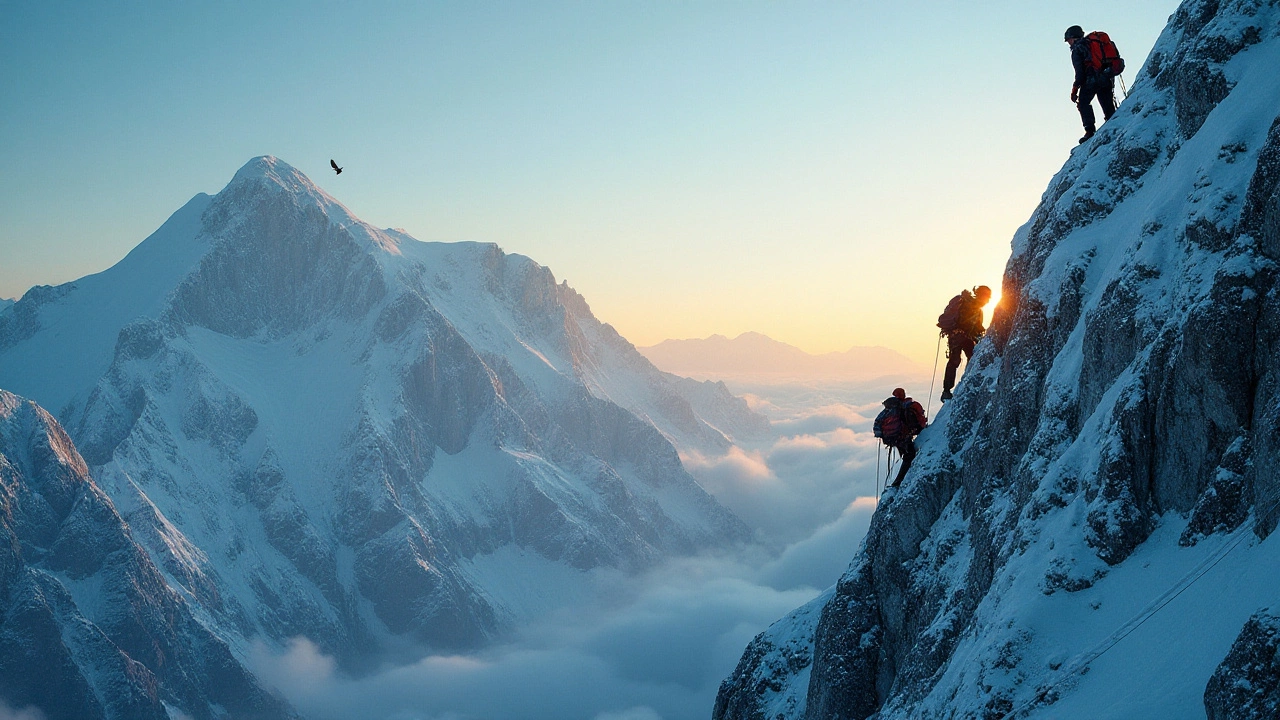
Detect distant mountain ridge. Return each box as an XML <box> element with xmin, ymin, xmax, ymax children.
<box><xmin>639</xmin><ymin>332</ymin><xmax>925</xmax><ymax>380</ymax></box>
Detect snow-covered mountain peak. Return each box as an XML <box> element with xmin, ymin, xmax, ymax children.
<box><xmin>213</xmin><ymin>155</ymin><xmax>404</xmax><ymax>257</ymax></box>
<box><xmin>1</xmin><ymin>153</ymin><xmax>767</xmax><ymax>687</ymax></box>
<box><xmin>165</xmin><ymin>158</ymin><xmax>399</xmax><ymax>337</ymax></box>
<box><xmin>0</xmin><ymin>389</ymin><xmax>87</xmax><ymax>481</ymax></box>
<box><xmin>229</xmin><ymin>155</ymin><xmax>318</xmax><ymax>195</ymax></box>
<box><xmin>0</xmin><ymin>388</ymin><xmax>22</xmax><ymax>417</ymax></box>
<box><xmin>222</xmin><ymin>154</ymin><xmax>347</xmax><ymax>219</ymax></box>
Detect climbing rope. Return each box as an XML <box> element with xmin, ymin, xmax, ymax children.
<box><xmin>997</xmin><ymin>485</ymin><xmax>1280</xmax><ymax>720</ymax></box>
<box><xmin>927</xmin><ymin>332</ymin><xmax>942</xmax><ymax>420</ymax></box>
<box><xmin>885</xmin><ymin>446</ymin><xmax>896</xmax><ymax>493</ymax></box>
<box><xmin>1118</xmin><ymin>74</ymin><xmax>1129</xmax><ymax>99</ymax></box>
<box><xmin>876</xmin><ymin>443</ymin><xmax>881</xmax><ymax>500</ymax></box>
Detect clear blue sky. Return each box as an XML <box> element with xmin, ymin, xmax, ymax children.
<box><xmin>1</xmin><ymin>0</ymin><xmax>1180</xmax><ymax>362</ymax></box>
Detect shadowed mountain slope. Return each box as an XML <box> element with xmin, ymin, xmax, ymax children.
<box><xmin>0</xmin><ymin>390</ymin><xmax>297</xmax><ymax>720</ymax></box>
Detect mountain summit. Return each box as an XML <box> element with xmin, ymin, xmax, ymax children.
<box><xmin>0</xmin><ymin>155</ymin><xmax>763</xmax><ymax>708</ymax></box>
<box><xmin>716</xmin><ymin>2</ymin><xmax>1280</xmax><ymax>718</ymax></box>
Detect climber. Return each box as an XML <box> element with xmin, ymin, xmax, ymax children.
<box><xmin>936</xmin><ymin>285</ymin><xmax>992</xmax><ymax>402</ymax></box>
<box><xmin>1065</xmin><ymin>25</ymin><xmax>1125</xmax><ymax>144</ymax></box>
<box><xmin>874</xmin><ymin>388</ymin><xmax>927</xmax><ymax>488</ymax></box>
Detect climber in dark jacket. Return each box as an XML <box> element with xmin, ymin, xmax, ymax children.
<box><xmin>873</xmin><ymin>388</ymin><xmax>927</xmax><ymax>488</ymax></box>
<box><xmin>938</xmin><ymin>285</ymin><xmax>992</xmax><ymax>401</ymax></box>
<box><xmin>1066</xmin><ymin>24</ymin><xmax>1116</xmax><ymax>144</ymax></box>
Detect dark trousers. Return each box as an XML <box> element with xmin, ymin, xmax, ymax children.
<box><xmin>1077</xmin><ymin>76</ymin><xmax>1116</xmax><ymax>131</ymax></box>
<box><xmin>890</xmin><ymin>439</ymin><xmax>916</xmax><ymax>487</ymax></box>
<box><xmin>943</xmin><ymin>332</ymin><xmax>976</xmax><ymax>392</ymax></box>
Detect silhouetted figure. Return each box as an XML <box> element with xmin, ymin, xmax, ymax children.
<box><xmin>1065</xmin><ymin>25</ymin><xmax>1125</xmax><ymax>144</ymax></box>
<box><xmin>874</xmin><ymin>388</ymin><xmax>927</xmax><ymax>488</ymax></box>
<box><xmin>937</xmin><ymin>285</ymin><xmax>992</xmax><ymax>402</ymax></box>
<box><xmin>330</xmin><ymin>159</ymin><xmax>343</xmax><ymax>175</ymax></box>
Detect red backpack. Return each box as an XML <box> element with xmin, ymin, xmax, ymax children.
<box><xmin>1085</xmin><ymin>31</ymin><xmax>1125</xmax><ymax>76</ymax></box>
<box><xmin>874</xmin><ymin>399</ymin><xmax>927</xmax><ymax>444</ymax></box>
<box><xmin>874</xmin><ymin>406</ymin><xmax>905</xmax><ymax>443</ymax></box>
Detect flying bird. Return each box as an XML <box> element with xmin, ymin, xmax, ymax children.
<box><xmin>330</xmin><ymin>159</ymin><xmax>343</xmax><ymax>175</ymax></box>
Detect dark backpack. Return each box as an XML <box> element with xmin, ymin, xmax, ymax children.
<box><xmin>874</xmin><ymin>405</ymin><xmax>905</xmax><ymax>443</ymax></box>
<box><xmin>937</xmin><ymin>290</ymin><xmax>973</xmax><ymax>333</ymax></box>
<box><xmin>1085</xmin><ymin>31</ymin><xmax>1125</xmax><ymax>76</ymax></box>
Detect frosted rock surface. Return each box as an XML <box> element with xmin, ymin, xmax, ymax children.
<box><xmin>717</xmin><ymin>1</ymin><xmax>1280</xmax><ymax>718</ymax></box>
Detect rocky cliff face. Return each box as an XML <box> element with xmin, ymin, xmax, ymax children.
<box><xmin>1204</xmin><ymin>608</ymin><xmax>1280</xmax><ymax>720</ymax></box>
<box><xmin>0</xmin><ymin>390</ymin><xmax>296</xmax><ymax>720</ymax></box>
<box><xmin>716</xmin><ymin>1</ymin><xmax>1280</xmax><ymax>718</ymax></box>
<box><xmin>0</xmin><ymin>157</ymin><xmax>763</xmax><ymax>676</ymax></box>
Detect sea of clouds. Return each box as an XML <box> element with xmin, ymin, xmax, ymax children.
<box><xmin>251</xmin><ymin>375</ymin><xmax>932</xmax><ymax>720</ymax></box>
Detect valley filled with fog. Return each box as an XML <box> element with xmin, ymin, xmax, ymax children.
<box><xmin>251</xmin><ymin>373</ymin><xmax>929</xmax><ymax>720</ymax></box>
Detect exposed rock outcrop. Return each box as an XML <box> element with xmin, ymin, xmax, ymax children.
<box><xmin>1205</xmin><ymin>608</ymin><xmax>1280</xmax><ymax>720</ymax></box>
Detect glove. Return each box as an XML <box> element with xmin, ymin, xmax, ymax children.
<box><xmin>1071</xmin><ymin>87</ymin><xmax>1079</xmax><ymax>103</ymax></box>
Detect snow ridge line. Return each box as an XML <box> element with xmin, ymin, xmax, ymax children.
<box><xmin>1000</xmin><ymin>488</ymin><xmax>1280</xmax><ymax>719</ymax></box>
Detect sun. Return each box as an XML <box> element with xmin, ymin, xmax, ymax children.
<box><xmin>984</xmin><ymin>287</ymin><xmax>1003</xmax><ymax>328</ymax></box>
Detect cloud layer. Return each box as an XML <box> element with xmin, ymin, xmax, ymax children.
<box><xmin>250</xmin><ymin>377</ymin><xmax>926</xmax><ymax>720</ymax></box>
<box><xmin>252</xmin><ymin>556</ymin><xmax>818</xmax><ymax>720</ymax></box>
<box><xmin>0</xmin><ymin>703</ymin><xmax>46</xmax><ymax>720</ymax></box>
<box><xmin>686</xmin><ymin>378</ymin><xmax>926</xmax><ymax>549</ymax></box>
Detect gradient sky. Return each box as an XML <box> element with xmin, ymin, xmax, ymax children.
<box><xmin>1</xmin><ymin>0</ymin><xmax>1179</xmax><ymax>364</ymax></box>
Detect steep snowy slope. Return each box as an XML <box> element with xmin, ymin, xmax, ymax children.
<box><xmin>0</xmin><ymin>390</ymin><xmax>296</xmax><ymax>720</ymax></box>
<box><xmin>716</xmin><ymin>1</ymin><xmax>1280</xmax><ymax>718</ymax></box>
<box><xmin>0</xmin><ymin>157</ymin><xmax>761</xmax><ymax>665</ymax></box>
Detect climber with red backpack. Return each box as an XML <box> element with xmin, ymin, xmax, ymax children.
<box><xmin>937</xmin><ymin>285</ymin><xmax>992</xmax><ymax>402</ymax></box>
<box><xmin>1065</xmin><ymin>25</ymin><xmax>1125</xmax><ymax>144</ymax></box>
<box><xmin>873</xmin><ymin>388</ymin><xmax>928</xmax><ymax>489</ymax></box>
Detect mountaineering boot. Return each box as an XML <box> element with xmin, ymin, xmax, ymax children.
<box><xmin>1078</xmin><ymin>128</ymin><xmax>1096</xmax><ymax>144</ymax></box>
<box><xmin>940</xmin><ymin>389</ymin><xmax>953</xmax><ymax>402</ymax></box>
